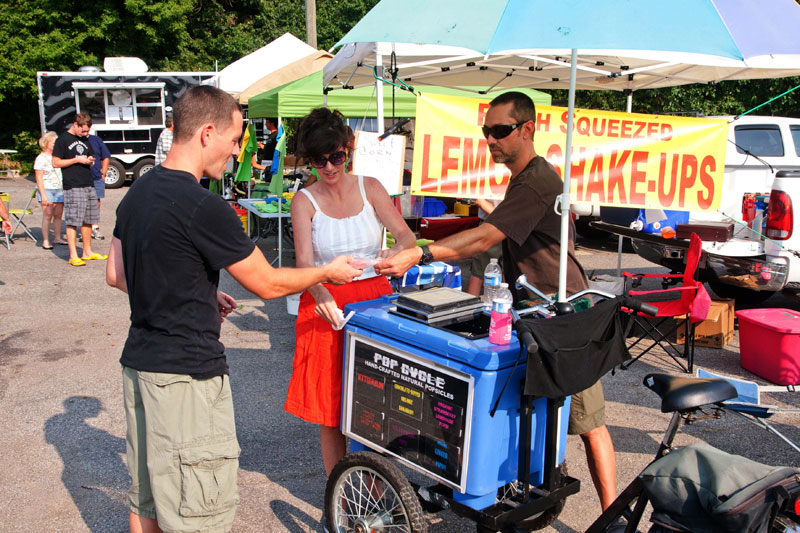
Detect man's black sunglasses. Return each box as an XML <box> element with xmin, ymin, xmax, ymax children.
<box><xmin>482</xmin><ymin>121</ymin><xmax>527</xmax><ymax>140</ymax></box>
<box><xmin>309</xmin><ymin>150</ymin><xmax>347</xmax><ymax>169</ymax></box>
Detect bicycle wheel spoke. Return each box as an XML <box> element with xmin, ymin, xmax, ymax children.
<box><xmin>327</xmin><ymin>455</ymin><xmax>425</xmax><ymax>533</ymax></box>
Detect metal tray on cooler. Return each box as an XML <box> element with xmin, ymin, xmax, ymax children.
<box><xmin>391</xmin><ymin>287</ymin><xmax>489</xmax><ymax>339</ymax></box>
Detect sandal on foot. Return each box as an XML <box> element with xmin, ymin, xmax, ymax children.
<box><xmin>68</xmin><ymin>258</ymin><xmax>86</xmax><ymax>267</ymax></box>
<box><xmin>81</xmin><ymin>253</ymin><xmax>108</xmax><ymax>261</ymax></box>
<box><xmin>42</xmin><ymin>242</ymin><xmax>53</xmax><ymax>250</ymax></box>
<box><xmin>53</xmin><ymin>240</ymin><xmax>68</xmax><ymax>245</ymax></box>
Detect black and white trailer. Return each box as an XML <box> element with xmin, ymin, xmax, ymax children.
<box><xmin>37</xmin><ymin>59</ymin><xmax>214</xmax><ymax>188</ymax></box>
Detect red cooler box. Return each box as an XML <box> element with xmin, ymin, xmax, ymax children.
<box><xmin>736</xmin><ymin>308</ymin><xmax>800</xmax><ymax>385</ymax></box>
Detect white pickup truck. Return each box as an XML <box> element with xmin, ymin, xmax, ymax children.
<box><xmin>593</xmin><ymin>115</ymin><xmax>800</xmax><ymax>304</ymax></box>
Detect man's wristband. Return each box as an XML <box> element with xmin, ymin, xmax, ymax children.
<box><xmin>418</xmin><ymin>245</ymin><xmax>434</xmax><ymax>265</ymax></box>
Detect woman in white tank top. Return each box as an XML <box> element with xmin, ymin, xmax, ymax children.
<box><xmin>284</xmin><ymin>109</ymin><xmax>417</xmax><ymax>477</ymax></box>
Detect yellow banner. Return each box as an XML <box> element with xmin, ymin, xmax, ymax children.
<box><xmin>411</xmin><ymin>93</ymin><xmax>729</xmax><ymax>211</ymax></box>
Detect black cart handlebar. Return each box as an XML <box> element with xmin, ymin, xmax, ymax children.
<box><xmin>511</xmin><ymin>275</ymin><xmax>657</xmax><ymax>355</ymax></box>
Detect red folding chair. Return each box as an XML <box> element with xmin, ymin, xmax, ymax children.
<box><xmin>622</xmin><ymin>233</ymin><xmax>711</xmax><ymax>373</ymax></box>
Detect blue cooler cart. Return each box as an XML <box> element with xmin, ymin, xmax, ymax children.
<box><xmin>324</xmin><ymin>289</ymin><xmax>578</xmax><ymax>533</ymax></box>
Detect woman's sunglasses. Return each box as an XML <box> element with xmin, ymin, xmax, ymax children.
<box><xmin>309</xmin><ymin>150</ymin><xmax>347</xmax><ymax>169</ymax></box>
<box><xmin>481</xmin><ymin>121</ymin><xmax>527</xmax><ymax>140</ymax></box>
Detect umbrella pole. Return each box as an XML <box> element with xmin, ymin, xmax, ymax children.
<box><xmin>558</xmin><ymin>49</ymin><xmax>578</xmax><ymax>302</ymax></box>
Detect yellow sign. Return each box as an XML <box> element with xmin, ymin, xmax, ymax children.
<box><xmin>411</xmin><ymin>93</ymin><xmax>728</xmax><ymax>211</ymax></box>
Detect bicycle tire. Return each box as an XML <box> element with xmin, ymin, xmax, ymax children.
<box><xmin>325</xmin><ymin>451</ymin><xmax>428</xmax><ymax>533</ymax></box>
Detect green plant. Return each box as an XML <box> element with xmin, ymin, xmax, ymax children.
<box><xmin>281</xmin><ymin>117</ymin><xmax>300</xmax><ymax>155</ymax></box>
<box><xmin>10</xmin><ymin>130</ymin><xmax>38</xmax><ymax>175</ymax></box>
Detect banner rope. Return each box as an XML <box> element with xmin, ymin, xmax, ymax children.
<box><xmin>734</xmin><ymin>81</ymin><xmax>800</xmax><ymax>119</ymax></box>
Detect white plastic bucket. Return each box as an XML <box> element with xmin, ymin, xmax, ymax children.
<box><xmin>286</xmin><ymin>293</ymin><xmax>301</xmax><ymax>315</ymax></box>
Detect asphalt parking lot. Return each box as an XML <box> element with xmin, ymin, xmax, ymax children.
<box><xmin>1</xmin><ymin>174</ymin><xmax>798</xmax><ymax>532</ymax></box>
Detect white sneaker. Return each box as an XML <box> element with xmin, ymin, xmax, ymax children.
<box><xmin>92</xmin><ymin>228</ymin><xmax>105</xmax><ymax>240</ymax></box>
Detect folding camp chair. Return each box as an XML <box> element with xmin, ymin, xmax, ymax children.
<box><xmin>1</xmin><ymin>190</ymin><xmax>37</xmax><ymax>244</ymax></box>
<box><xmin>622</xmin><ymin>233</ymin><xmax>711</xmax><ymax>373</ymax></box>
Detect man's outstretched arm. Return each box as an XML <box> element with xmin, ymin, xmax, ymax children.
<box><xmin>226</xmin><ymin>247</ymin><xmax>361</xmax><ymax>300</ymax></box>
<box><xmin>374</xmin><ymin>222</ymin><xmax>506</xmax><ymax>277</ymax></box>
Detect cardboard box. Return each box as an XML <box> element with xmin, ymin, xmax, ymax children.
<box><xmin>283</xmin><ymin>155</ymin><xmax>304</xmax><ymax>168</ymax></box>
<box><xmin>675</xmin><ymin>298</ymin><xmax>735</xmax><ymax>348</ymax></box>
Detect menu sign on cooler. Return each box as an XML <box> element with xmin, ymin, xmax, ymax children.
<box><xmin>343</xmin><ymin>333</ymin><xmax>474</xmax><ymax>491</ymax></box>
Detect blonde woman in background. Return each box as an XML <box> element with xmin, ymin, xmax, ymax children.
<box><xmin>34</xmin><ymin>131</ymin><xmax>66</xmax><ymax>249</ymax></box>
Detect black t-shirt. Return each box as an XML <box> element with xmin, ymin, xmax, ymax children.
<box><xmin>52</xmin><ymin>132</ymin><xmax>94</xmax><ymax>190</ymax></box>
<box><xmin>485</xmin><ymin>155</ymin><xmax>588</xmax><ymax>301</ymax></box>
<box><xmin>259</xmin><ymin>130</ymin><xmax>278</xmax><ymax>163</ymax></box>
<box><xmin>113</xmin><ymin>166</ymin><xmax>256</xmax><ymax>378</ymax></box>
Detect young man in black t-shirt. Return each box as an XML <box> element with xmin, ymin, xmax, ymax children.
<box><xmin>52</xmin><ymin>113</ymin><xmax>106</xmax><ymax>266</ymax></box>
<box><xmin>106</xmin><ymin>86</ymin><xmax>360</xmax><ymax>533</ymax></box>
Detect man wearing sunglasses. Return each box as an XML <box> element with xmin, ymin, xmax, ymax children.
<box><xmin>375</xmin><ymin>91</ymin><xmax>617</xmax><ymax>511</ymax></box>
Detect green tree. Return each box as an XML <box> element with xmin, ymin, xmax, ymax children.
<box><xmin>3</xmin><ymin>0</ymin><xmax>799</xmax><ymax>166</ymax></box>
<box><xmin>0</xmin><ymin>0</ymin><xmax>379</xmax><ymax>162</ymax></box>
<box><xmin>553</xmin><ymin>78</ymin><xmax>800</xmax><ymax>118</ymax></box>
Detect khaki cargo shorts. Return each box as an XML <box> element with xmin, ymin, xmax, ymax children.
<box><xmin>123</xmin><ymin>366</ymin><xmax>240</xmax><ymax>533</ymax></box>
<box><xmin>567</xmin><ymin>380</ymin><xmax>606</xmax><ymax>435</ymax></box>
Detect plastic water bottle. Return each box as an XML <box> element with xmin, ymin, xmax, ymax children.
<box><xmin>483</xmin><ymin>258</ymin><xmax>502</xmax><ymax>310</ymax></box>
<box><xmin>489</xmin><ymin>283</ymin><xmax>513</xmax><ymax>345</ymax></box>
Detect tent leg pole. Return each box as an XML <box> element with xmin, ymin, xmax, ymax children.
<box><xmin>557</xmin><ymin>49</ymin><xmax>578</xmax><ymax>303</ymax></box>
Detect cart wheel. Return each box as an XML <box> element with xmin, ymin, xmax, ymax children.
<box><xmin>494</xmin><ymin>463</ymin><xmax>568</xmax><ymax>532</ymax></box>
<box><xmin>325</xmin><ymin>451</ymin><xmax>427</xmax><ymax>533</ymax></box>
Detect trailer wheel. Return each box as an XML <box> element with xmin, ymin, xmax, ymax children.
<box><xmin>493</xmin><ymin>463</ymin><xmax>568</xmax><ymax>532</ymax></box>
<box><xmin>104</xmin><ymin>160</ymin><xmax>127</xmax><ymax>189</ymax></box>
<box><xmin>325</xmin><ymin>451</ymin><xmax>427</xmax><ymax>533</ymax></box>
<box><xmin>133</xmin><ymin>158</ymin><xmax>155</xmax><ymax>180</ymax></box>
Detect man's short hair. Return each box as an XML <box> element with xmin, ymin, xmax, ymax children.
<box><xmin>173</xmin><ymin>86</ymin><xmax>241</xmax><ymax>143</ymax></box>
<box><xmin>74</xmin><ymin>112</ymin><xmax>92</xmax><ymax>127</ymax></box>
<box><xmin>489</xmin><ymin>92</ymin><xmax>536</xmax><ymax>124</ymax></box>
<box><xmin>164</xmin><ymin>116</ymin><xmax>173</xmax><ymax>128</ymax></box>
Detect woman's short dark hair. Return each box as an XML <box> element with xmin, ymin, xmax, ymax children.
<box><xmin>295</xmin><ymin>108</ymin><xmax>350</xmax><ymax>159</ymax></box>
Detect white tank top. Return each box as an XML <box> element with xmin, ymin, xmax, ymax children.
<box><xmin>299</xmin><ymin>175</ymin><xmax>383</xmax><ymax>280</ymax></box>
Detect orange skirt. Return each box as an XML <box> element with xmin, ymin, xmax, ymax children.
<box><xmin>284</xmin><ymin>276</ymin><xmax>392</xmax><ymax>427</ymax></box>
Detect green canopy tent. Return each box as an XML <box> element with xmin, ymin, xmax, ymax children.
<box><xmin>247</xmin><ymin>70</ymin><xmax>550</xmax><ymax>118</ymax></box>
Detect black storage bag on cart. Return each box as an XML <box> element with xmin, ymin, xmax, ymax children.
<box><xmin>640</xmin><ymin>442</ymin><xmax>800</xmax><ymax>533</ymax></box>
<box><xmin>520</xmin><ymin>297</ymin><xmax>631</xmax><ymax>399</ymax></box>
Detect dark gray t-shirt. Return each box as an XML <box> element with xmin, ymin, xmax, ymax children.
<box><xmin>114</xmin><ymin>166</ymin><xmax>255</xmax><ymax>378</ymax></box>
<box><xmin>485</xmin><ymin>155</ymin><xmax>588</xmax><ymax>301</ymax></box>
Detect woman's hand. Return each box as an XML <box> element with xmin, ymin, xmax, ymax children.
<box><xmin>310</xmin><ymin>285</ymin><xmax>341</xmax><ymax>328</ymax></box>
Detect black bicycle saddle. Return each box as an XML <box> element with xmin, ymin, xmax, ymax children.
<box><xmin>644</xmin><ymin>373</ymin><xmax>737</xmax><ymax>413</ymax></box>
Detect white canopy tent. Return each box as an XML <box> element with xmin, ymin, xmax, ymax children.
<box><xmin>204</xmin><ymin>33</ymin><xmax>320</xmax><ymax>101</ymax></box>
<box><xmin>238</xmin><ymin>50</ymin><xmax>332</xmax><ymax>105</ymax></box>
